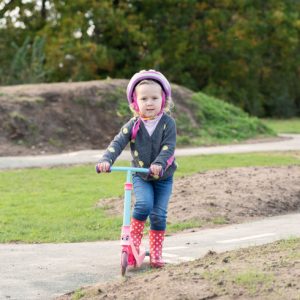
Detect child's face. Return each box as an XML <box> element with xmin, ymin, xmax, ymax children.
<box><xmin>135</xmin><ymin>83</ymin><xmax>163</xmax><ymax>118</ymax></box>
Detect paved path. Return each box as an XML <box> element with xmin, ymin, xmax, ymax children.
<box><xmin>1</xmin><ymin>134</ymin><xmax>300</xmax><ymax>299</ymax></box>
<box><xmin>1</xmin><ymin>213</ymin><xmax>299</xmax><ymax>300</ymax></box>
<box><xmin>1</xmin><ymin>134</ymin><xmax>300</xmax><ymax>169</ymax></box>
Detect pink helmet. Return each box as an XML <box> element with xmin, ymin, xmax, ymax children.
<box><xmin>126</xmin><ymin>70</ymin><xmax>171</xmax><ymax>112</ymax></box>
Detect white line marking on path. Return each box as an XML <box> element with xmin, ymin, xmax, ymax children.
<box><xmin>163</xmin><ymin>253</ymin><xmax>179</xmax><ymax>258</ymax></box>
<box><xmin>217</xmin><ymin>233</ymin><xmax>276</xmax><ymax>244</ymax></box>
<box><xmin>164</xmin><ymin>246</ymin><xmax>188</xmax><ymax>251</ymax></box>
<box><xmin>177</xmin><ymin>256</ymin><xmax>194</xmax><ymax>262</ymax></box>
<box><xmin>163</xmin><ymin>252</ymin><xmax>194</xmax><ymax>263</ymax></box>
<box><xmin>163</xmin><ymin>257</ymin><xmax>194</xmax><ymax>264</ymax></box>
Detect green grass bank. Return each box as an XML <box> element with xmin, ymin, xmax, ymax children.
<box><xmin>262</xmin><ymin>118</ymin><xmax>300</xmax><ymax>134</ymax></box>
<box><xmin>0</xmin><ymin>152</ymin><xmax>299</xmax><ymax>243</ymax></box>
<box><xmin>176</xmin><ymin>92</ymin><xmax>275</xmax><ymax>146</ymax></box>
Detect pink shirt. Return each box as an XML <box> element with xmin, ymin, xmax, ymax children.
<box><xmin>141</xmin><ymin>114</ymin><xmax>164</xmax><ymax>136</ymax></box>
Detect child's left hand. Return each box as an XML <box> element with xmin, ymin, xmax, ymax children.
<box><xmin>150</xmin><ymin>164</ymin><xmax>162</xmax><ymax>176</ymax></box>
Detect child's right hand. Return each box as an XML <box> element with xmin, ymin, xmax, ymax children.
<box><xmin>96</xmin><ymin>162</ymin><xmax>111</xmax><ymax>173</ymax></box>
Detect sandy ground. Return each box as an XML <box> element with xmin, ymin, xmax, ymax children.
<box><xmin>98</xmin><ymin>165</ymin><xmax>300</xmax><ymax>230</ymax></box>
<box><xmin>58</xmin><ymin>238</ymin><xmax>300</xmax><ymax>300</ymax></box>
<box><xmin>56</xmin><ymin>165</ymin><xmax>300</xmax><ymax>300</ymax></box>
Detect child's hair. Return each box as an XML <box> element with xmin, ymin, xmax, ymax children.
<box><xmin>129</xmin><ymin>79</ymin><xmax>174</xmax><ymax>117</ymax></box>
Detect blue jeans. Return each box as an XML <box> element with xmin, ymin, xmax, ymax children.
<box><xmin>132</xmin><ymin>175</ymin><xmax>173</xmax><ymax>231</ymax></box>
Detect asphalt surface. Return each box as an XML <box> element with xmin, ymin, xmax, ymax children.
<box><xmin>1</xmin><ymin>134</ymin><xmax>300</xmax><ymax>300</ymax></box>
<box><xmin>1</xmin><ymin>134</ymin><xmax>300</xmax><ymax>170</ymax></box>
<box><xmin>1</xmin><ymin>213</ymin><xmax>300</xmax><ymax>300</ymax></box>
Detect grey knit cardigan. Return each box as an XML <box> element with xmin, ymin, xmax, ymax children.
<box><xmin>98</xmin><ymin>113</ymin><xmax>177</xmax><ymax>180</ymax></box>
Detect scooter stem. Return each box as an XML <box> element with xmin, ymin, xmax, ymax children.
<box><xmin>123</xmin><ymin>170</ymin><xmax>132</xmax><ymax>226</ymax></box>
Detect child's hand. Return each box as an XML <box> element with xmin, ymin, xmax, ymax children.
<box><xmin>97</xmin><ymin>162</ymin><xmax>111</xmax><ymax>173</ymax></box>
<box><xmin>150</xmin><ymin>164</ymin><xmax>162</xmax><ymax>177</ymax></box>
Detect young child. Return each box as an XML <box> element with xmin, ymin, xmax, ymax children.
<box><xmin>97</xmin><ymin>70</ymin><xmax>177</xmax><ymax>268</ymax></box>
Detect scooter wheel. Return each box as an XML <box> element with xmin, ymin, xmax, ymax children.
<box><xmin>121</xmin><ymin>251</ymin><xmax>128</xmax><ymax>276</ymax></box>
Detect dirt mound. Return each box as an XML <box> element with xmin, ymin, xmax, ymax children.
<box><xmin>0</xmin><ymin>80</ymin><xmax>195</xmax><ymax>156</ymax></box>
<box><xmin>58</xmin><ymin>238</ymin><xmax>300</xmax><ymax>300</ymax></box>
<box><xmin>98</xmin><ymin>165</ymin><xmax>300</xmax><ymax>229</ymax></box>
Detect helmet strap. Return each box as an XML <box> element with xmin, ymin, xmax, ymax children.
<box><xmin>160</xmin><ymin>91</ymin><xmax>166</xmax><ymax>113</ymax></box>
<box><xmin>132</xmin><ymin>91</ymin><xmax>139</xmax><ymax>112</ymax></box>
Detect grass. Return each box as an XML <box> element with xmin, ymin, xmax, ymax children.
<box><xmin>262</xmin><ymin>118</ymin><xmax>300</xmax><ymax>134</ymax></box>
<box><xmin>200</xmin><ymin>238</ymin><xmax>300</xmax><ymax>298</ymax></box>
<box><xmin>0</xmin><ymin>152</ymin><xmax>299</xmax><ymax>243</ymax></box>
<box><xmin>174</xmin><ymin>151</ymin><xmax>300</xmax><ymax>177</ymax></box>
<box><xmin>176</xmin><ymin>92</ymin><xmax>275</xmax><ymax>146</ymax></box>
<box><xmin>168</xmin><ymin>216</ymin><xmax>229</xmax><ymax>233</ymax></box>
<box><xmin>72</xmin><ymin>289</ymin><xmax>85</xmax><ymax>300</ymax></box>
<box><xmin>234</xmin><ymin>270</ymin><xmax>274</xmax><ymax>294</ymax></box>
<box><xmin>276</xmin><ymin>237</ymin><xmax>300</xmax><ymax>261</ymax></box>
<box><xmin>167</xmin><ymin>219</ymin><xmax>205</xmax><ymax>233</ymax></box>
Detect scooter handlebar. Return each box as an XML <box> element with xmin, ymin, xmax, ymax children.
<box><xmin>96</xmin><ymin>165</ymin><xmax>164</xmax><ymax>177</ymax></box>
<box><xmin>96</xmin><ymin>165</ymin><xmax>149</xmax><ymax>174</ymax></box>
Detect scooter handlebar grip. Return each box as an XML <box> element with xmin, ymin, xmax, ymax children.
<box><xmin>148</xmin><ymin>167</ymin><xmax>164</xmax><ymax>178</ymax></box>
<box><xmin>95</xmin><ymin>164</ymin><xmax>111</xmax><ymax>173</ymax></box>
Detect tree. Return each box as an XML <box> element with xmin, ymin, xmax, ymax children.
<box><xmin>0</xmin><ymin>0</ymin><xmax>299</xmax><ymax>117</ymax></box>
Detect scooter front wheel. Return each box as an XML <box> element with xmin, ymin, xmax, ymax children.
<box><xmin>121</xmin><ymin>251</ymin><xmax>128</xmax><ymax>276</ymax></box>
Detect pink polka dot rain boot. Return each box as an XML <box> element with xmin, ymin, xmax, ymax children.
<box><xmin>128</xmin><ymin>218</ymin><xmax>145</xmax><ymax>267</ymax></box>
<box><xmin>149</xmin><ymin>229</ymin><xmax>165</xmax><ymax>268</ymax></box>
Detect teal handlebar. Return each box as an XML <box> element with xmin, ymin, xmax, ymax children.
<box><xmin>110</xmin><ymin>166</ymin><xmax>149</xmax><ymax>173</ymax></box>
<box><xmin>96</xmin><ymin>165</ymin><xmax>149</xmax><ymax>174</ymax></box>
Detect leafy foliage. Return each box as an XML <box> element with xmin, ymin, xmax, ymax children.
<box><xmin>0</xmin><ymin>0</ymin><xmax>299</xmax><ymax>117</ymax></box>
<box><xmin>8</xmin><ymin>36</ymin><xmax>46</xmax><ymax>84</ymax></box>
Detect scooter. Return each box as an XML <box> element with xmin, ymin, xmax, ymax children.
<box><xmin>96</xmin><ymin>166</ymin><xmax>150</xmax><ymax>276</ymax></box>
